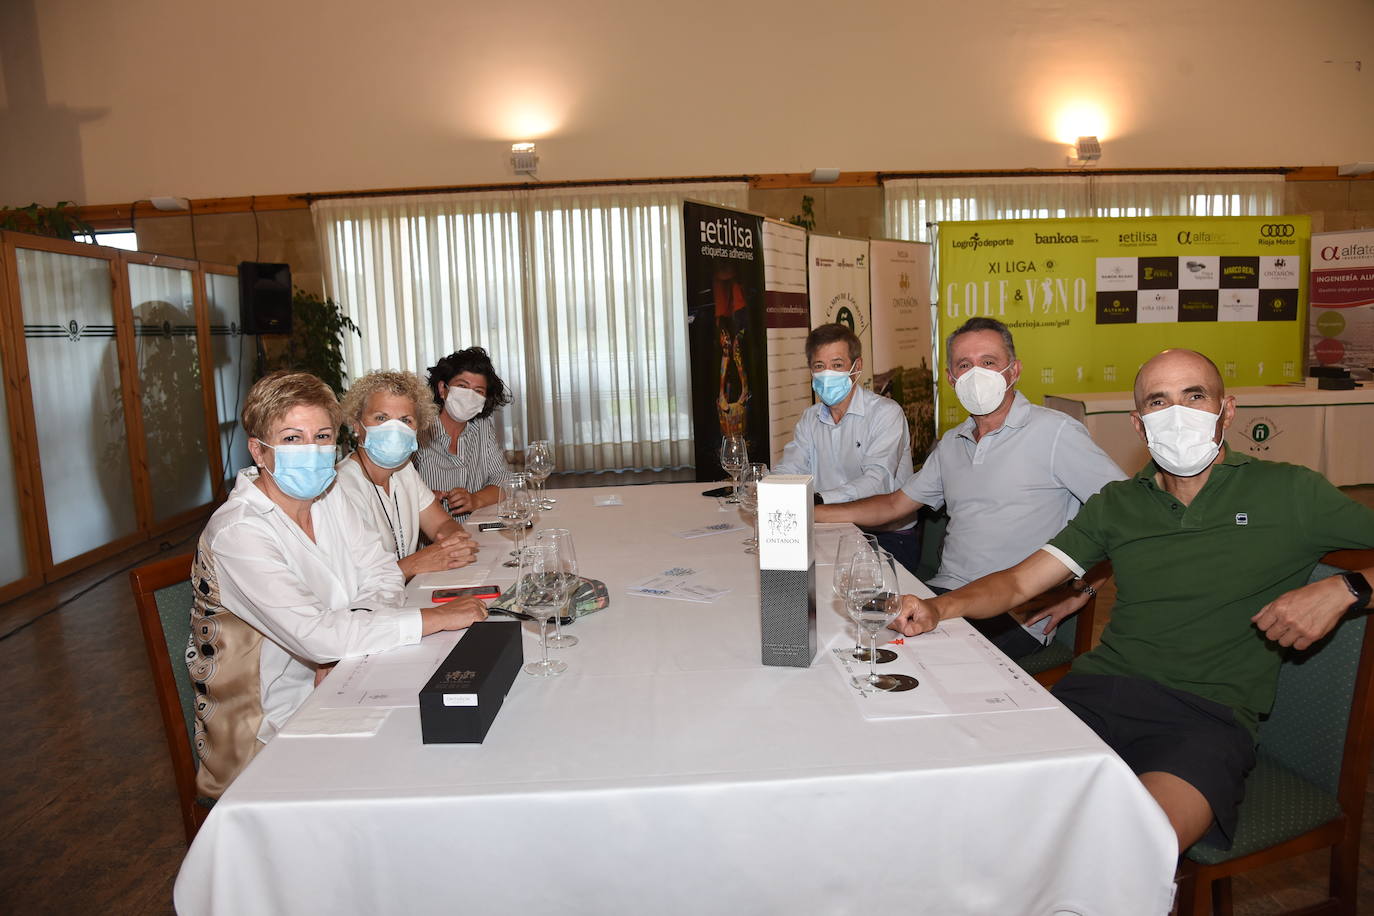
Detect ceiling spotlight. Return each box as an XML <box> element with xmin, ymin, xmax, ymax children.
<box><xmin>510</xmin><ymin>142</ymin><xmax>538</xmax><ymax>176</ymax></box>
<box><xmin>1072</xmin><ymin>136</ymin><xmax>1102</xmax><ymax>163</ymax></box>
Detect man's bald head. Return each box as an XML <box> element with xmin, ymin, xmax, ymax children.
<box><xmin>1133</xmin><ymin>349</ymin><xmax>1226</xmax><ymax>412</ymax></box>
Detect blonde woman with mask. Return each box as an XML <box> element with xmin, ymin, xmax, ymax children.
<box><xmin>336</xmin><ymin>370</ymin><xmax>480</xmax><ymax>582</ymax></box>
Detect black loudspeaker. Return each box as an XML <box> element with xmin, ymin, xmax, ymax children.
<box><xmin>238</xmin><ymin>262</ymin><xmax>292</xmax><ymax>334</ymax></box>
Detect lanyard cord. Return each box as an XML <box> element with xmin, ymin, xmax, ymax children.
<box><xmin>370</xmin><ymin>479</ymin><xmax>405</xmax><ymax>561</ymax></box>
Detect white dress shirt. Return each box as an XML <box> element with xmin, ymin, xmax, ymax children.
<box><xmin>198</xmin><ymin>468</ymin><xmax>424</xmax><ymax>746</ymax></box>
<box><xmin>775</xmin><ymin>385</ymin><xmax>915</xmax><ymax>520</ymax></box>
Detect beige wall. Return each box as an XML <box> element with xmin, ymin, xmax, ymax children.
<box><xmin>4</xmin><ymin>0</ymin><xmax>1372</xmax><ymax>207</ymax></box>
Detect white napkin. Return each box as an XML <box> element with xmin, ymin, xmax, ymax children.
<box><xmin>278</xmin><ymin>707</ymin><xmax>392</xmax><ymax>738</ymax></box>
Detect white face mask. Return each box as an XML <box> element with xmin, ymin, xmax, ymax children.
<box><xmin>953</xmin><ymin>365</ymin><xmax>1013</xmax><ymax>416</ymax></box>
<box><xmin>443</xmin><ymin>385</ymin><xmax>486</xmax><ymax>422</ymax></box>
<box><xmin>1140</xmin><ymin>403</ymin><xmax>1225</xmax><ymax>477</ymax></box>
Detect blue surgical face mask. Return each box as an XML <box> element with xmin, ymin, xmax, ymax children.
<box><xmin>258</xmin><ymin>443</ymin><xmax>336</xmax><ymax>500</ymax></box>
<box><xmin>361</xmin><ymin>419</ymin><xmax>418</xmax><ymax>469</ymax></box>
<box><xmin>812</xmin><ymin>368</ymin><xmax>857</xmax><ymax>407</ymax></box>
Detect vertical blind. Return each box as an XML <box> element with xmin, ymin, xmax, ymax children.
<box><xmin>313</xmin><ymin>183</ymin><xmax>747</xmax><ymax>472</ymax></box>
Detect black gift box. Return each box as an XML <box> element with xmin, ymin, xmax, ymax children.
<box><xmin>418</xmin><ymin>621</ymin><xmax>523</xmax><ymax>743</ymax></box>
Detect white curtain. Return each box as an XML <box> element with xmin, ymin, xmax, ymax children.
<box><xmin>884</xmin><ymin>176</ymin><xmax>1091</xmax><ymax>242</ymax></box>
<box><xmin>313</xmin><ymin>182</ymin><xmax>747</xmax><ymax>471</ymax></box>
<box><xmin>884</xmin><ymin>173</ymin><xmax>1283</xmax><ymax>241</ymax></box>
<box><xmin>1087</xmin><ymin>173</ymin><xmax>1284</xmax><ymax>217</ymax></box>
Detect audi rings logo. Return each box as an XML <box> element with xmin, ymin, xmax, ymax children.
<box><xmin>1259</xmin><ymin>224</ymin><xmax>1295</xmax><ymax>238</ymax></box>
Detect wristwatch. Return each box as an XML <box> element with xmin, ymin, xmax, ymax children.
<box><xmin>1339</xmin><ymin>571</ymin><xmax>1372</xmax><ymax>612</ymax></box>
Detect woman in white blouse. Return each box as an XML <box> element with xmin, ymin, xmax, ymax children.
<box><xmin>416</xmin><ymin>347</ymin><xmax>513</xmax><ymax>520</ymax></box>
<box><xmin>187</xmin><ymin>371</ymin><xmax>486</xmax><ymax>799</ymax></box>
<box><xmin>335</xmin><ymin>370</ymin><xmax>479</xmax><ymax>581</ymax></box>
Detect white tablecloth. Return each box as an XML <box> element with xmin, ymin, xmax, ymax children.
<box><xmin>1045</xmin><ymin>385</ymin><xmax>1374</xmax><ymax>486</ymax></box>
<box><xmin>174</xmin><ymin>483</ymin><xmax>1176</xmax><ymax>916</ymax></box>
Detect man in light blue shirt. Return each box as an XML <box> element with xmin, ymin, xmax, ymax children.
<box><xmin>775</xmin><ymin>324</ymin><xmax>919</xmax><ymax>571</ymax></box>
<box><xmin>816</xmin><ymin>317</ymin><xmax>1125</xmax><ymax>658</ymax></box>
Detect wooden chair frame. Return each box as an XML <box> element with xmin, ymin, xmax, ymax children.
<box><xmin>128</xmin><ymin>552</ymin><xmax>206</xmax><ymax>844</ymax></box>
<box><xmin>1176</xmin><ymin>549</ymin><xmax>1374</xmax><ymax>916</ymax></box>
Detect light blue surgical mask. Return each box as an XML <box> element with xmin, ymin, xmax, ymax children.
<box><xmin>812</xmin><ymin>368</ymin><xmax>857</xmax><ymax>407</ymax></box>
<box><xmin>258</xmin><ymin>443</ymin><xmax>336</xmax><ymax>500</ymax></box>
<box><xmin>361</xmin><ymin>419</ymin><xmax>418</xmax><ymax>469</ymax></box>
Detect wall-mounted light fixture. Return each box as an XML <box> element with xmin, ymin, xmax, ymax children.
<box><xmin>150</xmin><ymin>196</ymin><xmax>191</xmax><ymax>211</ymax></box>
<box><xmin>1338</xmin><ymin>162</ymin><xmax>1374</xmax><ymax>177</ymax></box>
<box><xmin>1067</xmin><ymin>136</ymin><xmax>1102</xmax><ymax>167</ymax></box>
<box><xmin>810</xmin><ymin>168</ymin><xmax>841</xmax><ymax>184</ymax></box>
<box><xmin>511</xmin><ymin>142</ymin><xmax>538</xmax><ymax>176</ymax></box>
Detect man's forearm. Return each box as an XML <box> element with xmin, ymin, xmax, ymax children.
<box><xmin>931</xmin><ymin>553</ymin><xmax>1076</xmax><ymax>623</ymax></box>
<box><xmin>815</xmin><ymin>490</ymin><xmax>915</xmax><ymax>527</ymax></box>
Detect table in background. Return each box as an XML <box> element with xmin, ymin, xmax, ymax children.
<box><xmin>1046</xmin><ymin>385</ymin><xmax>1374</xmax><ymax>485</ymax></box>
<box><xmin>174</xmin><ymin>483</ymin><xmax>1176</xmax><ymax>916</ymax></box>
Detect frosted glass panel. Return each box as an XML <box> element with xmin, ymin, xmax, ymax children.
<box><xmin>205</xmin><ymin>272</ymin><xmax>252</xmax><ymax>484</ymax></box>
<box><xmin>18</xmin><ymin>248</ymin><xmax>139</xmax><ymax>564</ymax></box>
<box><xmin>0</xmin><ymin>323</ymin><xmax>29</xmax><ymax>588</ymax></box>
<box><xmin>128</xmin><ymin>263</ymin><xmax>213</xmax><ymax>521</ymax></box>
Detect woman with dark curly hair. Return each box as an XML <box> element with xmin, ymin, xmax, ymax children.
<box><xmin>416</xmin><ymin>347</ymin><xmax>513</xmax><ymax>519</ymax></box>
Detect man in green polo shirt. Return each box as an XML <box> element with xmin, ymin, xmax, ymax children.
<box><xmin>892</xmin><ymin>348</ymin><xmax>1374</xmax><ymax>852</ymax></box>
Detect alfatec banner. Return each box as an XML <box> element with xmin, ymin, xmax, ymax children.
<box><xmin>1309</xmin><ymin>229</ymin><xmax>1374</xmax><ymax>369</ymax></box>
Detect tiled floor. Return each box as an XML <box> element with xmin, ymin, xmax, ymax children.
<box><xmin>2</xmin><ymin>482</ymin><xmax>1372</xmax><ymax>914</ymax></box>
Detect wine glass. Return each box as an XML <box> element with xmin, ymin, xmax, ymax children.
<box><xmin>845</xmin><ymin>548</ymin><xmax>903</xmax><ymax>692</ymax></box>
<box><xmin>526</xmin><ymin>440</ymin><xmax>556</xmax><ymax>509</ymax></box>
<box><xmin>538</xmin><ymin>527</ymin><xmax>580</xmax><ymax>649</ymax></box>
<box><xmin>516</xmin><ymin>543</ymin><xmax>568</xmax><ymax>677</ymax></box>
<box><xmin>738</xmin><ymin>462</ymin><xmax>768</xmax><ymax>554</ymax></box>
<box><xmin>834</xmin><ymin>532</ymin><xmax>893</xmax><ymax>663</ymax></box>
<box><xmin>719</xmin><ymin>435</ymin><xmax>748</xmax><ymax>504</ymax></box>
<box><xmin>501</xmin><ymin>475</ymin><xmax>535</xmax><ymax>567</ymax></box>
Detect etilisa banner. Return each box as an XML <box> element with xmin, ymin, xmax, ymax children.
<box><xmin>1309</xmin><ymin>229</ymin><xmax>1374</xmax><ymax>369</ymax></box>
<box><xmin>683</xmin><ymin>201</ymin><xmax>768</xmax><ymax>479</ymax></box>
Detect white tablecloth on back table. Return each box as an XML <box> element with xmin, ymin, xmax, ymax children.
<box><xmin>174</xmin><ymin>483</ymin><xmax>1176</xmax><ymax>916</ymax></box>
<box><xmin>1046</xmin><ymin>385</ymin><xmax>1374</xmax><ymax>485</ymax></box>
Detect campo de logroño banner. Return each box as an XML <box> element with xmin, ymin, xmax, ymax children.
<box><xmin>935</xmin><ymin>216</ymin><xmax>1309</xmax><ymax>433</ymax></box>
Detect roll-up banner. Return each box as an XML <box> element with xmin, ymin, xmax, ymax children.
<box><xmin>936</xmin><ymin>216</ymin><xmax>1309</xmax><ymax>433</ymax></box>
<box><xmin>1309</xmin><ymin>229</ymin><xmax>1374</xmax><ymax>369</ymax></box>
<box><xmin>762</xmin><ymin>219</ymin><xmax>812</xmax><ymax>466</ymax></box>
<box><xmin>684</xmin><ymin>201</ymin><xmax>769</xmax><ymax>479</ymax></box>
<box><xmin>807</xmin><ymin>234</ymin><xmax>873</xmax><ymax>389</ymax></box>
<box><xmin>868</xmin><ymin>239</ymin><xmax>936</xmax><ymax>464</ymax></box>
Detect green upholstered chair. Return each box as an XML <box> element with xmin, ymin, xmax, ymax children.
<box><xmin>914</xmin><ymin>507</ymin><xmax>1098</xmax><ymax>686</ymax></box>
<box><xmin>1176</xmin><ymin>549</ymin><xmax>1374</xmax><ymax>916</ymax></box>
<box><xmin>129</xmin><ymin>552</ymin><xmax>213</xmax><ymax>844</ymax></box>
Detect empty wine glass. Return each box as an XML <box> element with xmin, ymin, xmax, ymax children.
<box><xmin>516</xmin><ymin>543</ymin><xmax>568</xmax><ymax>677</ymax></box>
<box><xmin>538</xmin><ymin>527</ymin><xmax>579</xmax><ymax>649</ymax></box>
<box><xmin>526</xmin><ymin>440</ymin><xmax>556</xmax><ymax>509</ymax></box>
<box><xmin>835</xmin><ymin>531</ymin><xmax>891</xmax><ymax>663</ymax></box>
<box><xmin>501</xmin><ymin>475</ymin><xmax>535</xmax><ymax>567</ymax></box>
<box><xmin>845</xmin><ymin>548</ymin><xmax>903</xmax><ymax>692</ymax></box>
<box><xmin>720</xmin><ymin>435</ymin><xmax>748</xmax><ymax>504</ymax></box>
<box><xmin>738</xmin><ymin>462</ymin><xmax>768</xmax><ymax>554</ymax></box>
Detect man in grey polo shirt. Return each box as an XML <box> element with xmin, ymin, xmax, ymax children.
<box><xmin>815</xmin><ymin>316</ymin><xmax>1125</xmax><ymax>658</ymax></box>
<box><xmin>775</xmin><ymin>323</ymin><xmax>918</xmax><ymax>571</ymax></box>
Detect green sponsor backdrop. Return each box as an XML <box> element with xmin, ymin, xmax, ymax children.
<box><xmin>935</xmin><ymin>216</ymin><xmax>1310</xmax><ymax>433</ymax></box>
